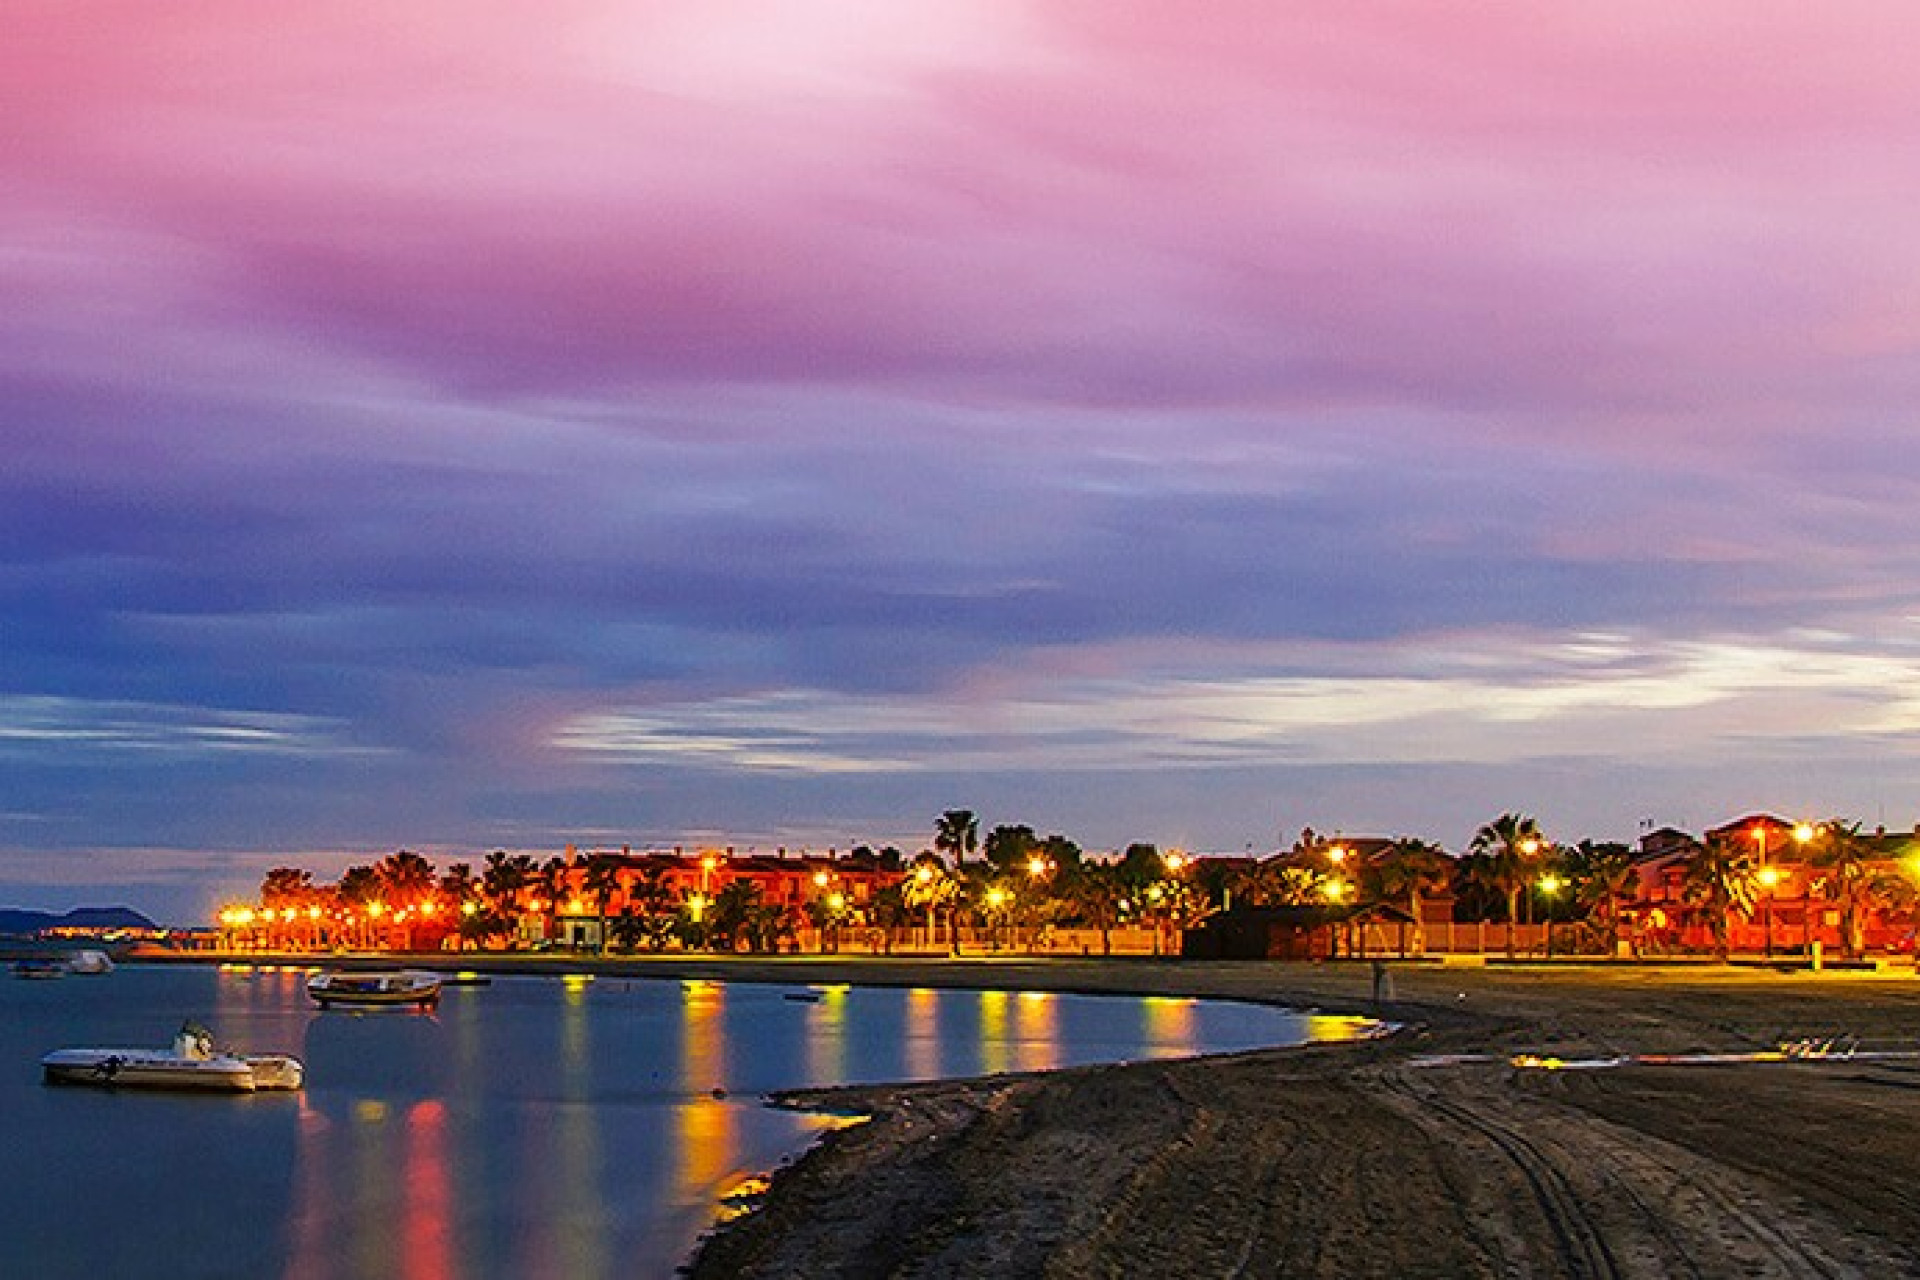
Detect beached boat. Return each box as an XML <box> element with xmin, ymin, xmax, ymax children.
<box><xmin>306</xmin><ymin>969</ymin><xmax>442</xmax><ymax>1009</ymax></box>
<box><xmin>42</xmin><ymin>1023</ymin><xmax>304</xmax><ymax>1092</ymax></box>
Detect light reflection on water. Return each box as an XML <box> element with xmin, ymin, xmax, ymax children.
<box><xmin>2</xmin><ymin>965</ymin><xmax>1364</xmax><ymax>1280</ymax></box>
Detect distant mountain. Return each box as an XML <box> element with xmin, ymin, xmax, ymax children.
<box><xmin>0</xmin><ymin>906</ymin><xmax>158</xmax><ymax>936</ymax></box>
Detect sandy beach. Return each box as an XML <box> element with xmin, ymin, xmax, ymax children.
<box><xmin>649</xmin><ymin>955</ymin><xmax>1920</xmax><ymax>1279</ymax></box>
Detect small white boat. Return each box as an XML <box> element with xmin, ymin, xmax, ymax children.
<box><xmin>42</xmin><ymin>1023</ymin><xmax>304</xmax><ymax>1092</ymax></box>
<box><xmin>307</xmin><ymin>969</ymin><xmax>442</xmax><ymax>1009</ymax></box>
<box><xmin>65</xmin><ymin>949</ymin><xmax>114</xmax><ymax>975</ymax></box>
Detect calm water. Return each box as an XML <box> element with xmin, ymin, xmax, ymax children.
<box><xmin>2</xmin><ymin>964</ymin><xmax>1362</xmax><ymax>1280</ymax></box>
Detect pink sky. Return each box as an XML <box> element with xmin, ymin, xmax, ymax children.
<box><xmin>6</xmin><ymin>4</ymin><xmax>1920</xmax><ymax>918</ymax></box>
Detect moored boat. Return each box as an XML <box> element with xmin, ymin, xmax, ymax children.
<box><xmin>65</xmin><ymin>949</ymin><xmax>114</xmax><ymax>975</ymax></box>
<box><xmin>306</xmin><ymin>968</ymin><xmax>442</xmax><ymax>1008</ymax></box>
<box><xmin>11</xmin><ymin>957</ymin><xmax>68</xmax><ymax>979</ymax></box>
<box><xmin>42</xmin><ymin>1023</ymin><xmax>304</xmax><ymax>1092</ymax></box>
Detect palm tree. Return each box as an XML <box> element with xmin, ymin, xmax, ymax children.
<box><xmin>1811</xmin><ymin>820</ymin><xmax>1875</xmax><ymax>957</ymax></box>
<box><xmin>904</xmin><ymin>854</ymin><xmax>957</xmax><ymax>950</ymax></box>
<box><xmin>1371</xmin><ymin>839</ymin><xmax>1453</xmax><ymax>955</ymax></box>
<box><xmin>482</xmin><ymin>851</ymin><xmax>534</xmax><ymax>944</ymax></box>
<box><xmin>613</xmin><ymin>865</ymin><xmax>680</xmax><ymax>952</ymax></box>
<box><xmin>440</xmin><ymin>862</ymin><xmax>480</xmax><ymax>950</ymax></box>
<box><xmin>1682</xmin><ymin>833</ymin><xmax>1757</xmax><ymax>959</ymax></box>
<box><xmin>536</xmin><ymin>855</ymin><xmax>570</xmax><ymax>946</ymax></box>
<box><xmin>1236</xmin><ymin>859</ymin><xmax>1326</xmax><ymax>907</ymax></box>
<box><xmin>1470</xmin><ymin>813</ymin><xmax>1546</xmax><ymax>956</ymax></box>
<box><xmin>1566</xmin><ymin>841</ymin><xmax>1637</xmax><ymax>956</ymax></box>
<box><xmin>707</xmin><ymin>879</ymin><xmax>763</xmax><ymax>952</ymax></box>
<box><xmin>581</xmin><ymin>853</ymin><xmax>625</xmax><ymax>954</ymax></box>
<box><xmin>935</xmin><ymin>810</ymin><xmax>979</xmax><ymax>870</ymax></box>
<box><xmin>1063</xmin><ymin>859</ymin><xmax>1125</xmax><ymax>956</ymax></box>
<box><xmin>336</xmin><ymin>864</ymin><xmax>382</xmax><ymax>949</ymax></box>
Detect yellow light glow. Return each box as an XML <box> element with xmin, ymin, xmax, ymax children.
<box><xmin>1520</xmin><ymin>838</ymin><xmax>1541</xmax><ymax>856</ymax></box>
<box><xmin>828</xmin><ymin>892</ymin><xmax>846</xmax><ymax>912</ymax></box>
<box><xmin>1324</xmin><ymin>880</ymin><xmax>1348</xmax><ymax>903</ymax></box>
<box><xmin>985</xmin><ymin>887</ymin><xmax>1007</xmax><ymax>908</ymax></box>
<box><xmin>1538</xmin><ymin>875</ymin><xmax>1563</xmax><ymax>895</ymax></box>
<box><xmin>813</xmin><ymin>871</ymin><xmax>830</xmax><ymax>888</ymax></box>
<box><xmin>368</xmin><ymin>902</ymin><xmax>386</xmax><ymax>917</ymax></box>
<box><xmin>306</xmin><ymin>906</ymin><xmax>320</xmax><ymax>920</ymax></box>
<box><xmin>1327</xmin><ymin>845</ymin><xmax>1347</xmax><ymax>863</ymax></box>
<box><xmin>1758</xmin><ymin>866</ymin><xmax>1783</xmax><ymax>888</ymax></box>
<box><xmin>1164</xmin><ymin>851</ymin><xmax>1186</xmax><ymax>872</ymax></box>
<box><xmin>461</xmin><ymin>901</ymin><xmax>478</xmax><ymax>916</ymax></box>
<box><xmin>915</xmin><ymin>865</ymin><xmax>934</xmax><ymax>884</ymax></box>
<box><xmin>1794</xmin><ymin>823</ymin><xmax>1816</xmax><ymax>845</ymax></box>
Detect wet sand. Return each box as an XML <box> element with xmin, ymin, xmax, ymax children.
<box><xmin>162</xmin><ymin>951</ymin><xmax>1920</xmax><ymax>1277</ymax></box>
<box><xmin>666</xmin><ymin>956</ymin><xmax>1920</xmax><ymax>1279</ymax></box>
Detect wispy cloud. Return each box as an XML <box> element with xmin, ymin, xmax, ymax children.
<box><xmin>554</xmin><ymin>628</ymin><xmax>1920</xmax><ymax>775</ymax></box>
<box><xmin>0</xmin><ymin>695</ymin><xmax>372</xmax><ymax>760</ymax></box>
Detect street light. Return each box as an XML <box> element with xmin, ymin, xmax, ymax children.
<box><xmin>1794</xmin><ymin>823</ymin><xmax>1816</xmax><ymax>957</ymax></box>
<box><xmin>1538</xmin><ymin>875</ymin><xmax>1563</xmax><ymax>957</ymax></box>
<box><xmin>1757</xmin><ymin>865</ymin><xmax>1783</xmax><ymax>960</ymax></box>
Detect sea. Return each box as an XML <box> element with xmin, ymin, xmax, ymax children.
<box><xmin>2</xmin><ymin>962</ymin><xmax>1365</xmax><ymax>1280</ymax></box>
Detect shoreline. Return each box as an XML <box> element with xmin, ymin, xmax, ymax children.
<box><xmin>144</xmin><ymin>950</ymin><xmax>1920</xmax><ymax>1276</ymax></box>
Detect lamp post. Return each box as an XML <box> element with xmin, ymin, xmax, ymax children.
<box><xmin>1794</xmin><ymin>823</ymin><xmax>1816</xmax><ymax>959</ymax></box>
<box><xmin>1519</xmin><ymin>837</ymin><xmax>1541</xmax><ymax>928</ymax></box>
<box><xmin>1758</xmin><ymin>865</ymin><xmax>1782</xmax><ymax>960</ymax></box>
<box><xmin>1538</xmin><ymin>875</ymin><xmax>1563</xmax><ymax>958</ymax></box>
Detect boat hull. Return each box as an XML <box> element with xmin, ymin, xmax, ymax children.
<box><xmin>307</xmin><ymin>970</ymin><xmax>442</xmax><ymax>1009</ymax></box>
<box><xmin>40</xmin><ymin>1048</ymin><xmax>301</xmax><ymax>1092</ymax></box>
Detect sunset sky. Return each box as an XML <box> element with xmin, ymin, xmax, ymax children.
<box><xmin>7</xmin><ymin>3</ymin><xmax>1920</xmax><ymax>921</ymax></box>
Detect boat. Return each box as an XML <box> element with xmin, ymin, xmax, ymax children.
<box><xmin>42</xmin><ymin>1023</ymin><xmax>304</xmax><ymax>1092</ymax></box>
<box><xmin>12</xmin><ymin>957</ymin><xmax>68</xmax><ymax>979</ymax></box>
<box><xmin>65</xmin><ymin>949</ymin><xmax>114</xmax><ymax>975</ymax></box>
<box><xmin>306</xmin><ymin>969</ymin><xmax>442</xmax><ymax>1009</ymax></box>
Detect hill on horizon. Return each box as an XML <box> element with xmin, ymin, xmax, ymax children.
<box><xmin>0</xmin><ymin>905</ymin><xmax>158</xmax><ymax>936</ymax></box>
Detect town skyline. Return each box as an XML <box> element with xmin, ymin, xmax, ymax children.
<box><xmin>9</xmin><ymin>5</ymin><xmax>1920</xmax><ymax>925</ymax></box>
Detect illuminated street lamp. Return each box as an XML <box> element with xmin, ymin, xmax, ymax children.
<box><xmin>1794</xmin><ymin>823</ymin><xmax>1816</xmax><ymax>957</ymax></box>
<box><xmin>1538</xmin><ymin>875</ymin><xmax>1563</xmax><ymax>957</ymax></box>
<box><xmin>1758</xmin><ymin>865</ymin><xmax>1783</xmax><ymax>960</ymax></box>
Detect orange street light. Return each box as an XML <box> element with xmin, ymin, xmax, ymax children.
<box><xmin>1758</xmin><ymin>865</ymin><xmax>1784</xmax><ymax>959</ymax></box>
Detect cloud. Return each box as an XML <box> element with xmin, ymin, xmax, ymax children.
<box><xmin>0</xmin><ymin>695</ymin><xmax>371</xmax><ymax>761</ymax></box>
<box><xmin>551</xmin><ymin>627</ymin><xmax>1920</xmax><ymax>775</ymax></box>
